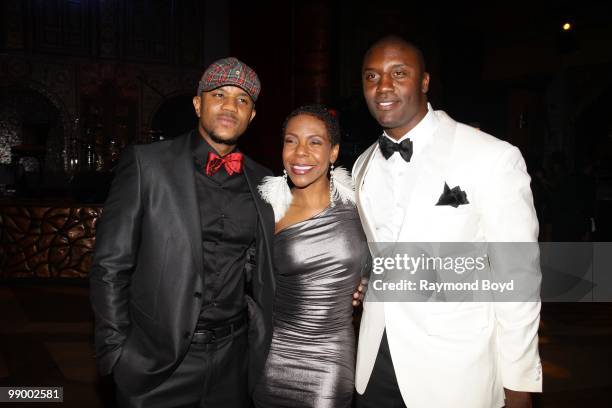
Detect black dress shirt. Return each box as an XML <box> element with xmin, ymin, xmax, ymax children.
<box><xmin>191</xmin><ymin>132</ymin><xmax>257</xmax><ymax>328</ymax></box>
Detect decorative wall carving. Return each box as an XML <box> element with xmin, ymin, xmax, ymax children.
<box><xmin>0</xmin><ymin>204</ymin><xmax>101</xmax><ymax>278</ymax></box>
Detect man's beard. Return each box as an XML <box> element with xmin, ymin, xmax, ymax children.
<box><xmin>207</xmin><ymin>130</ymin><xmax>240</xmax><ymax>146</ymax></box>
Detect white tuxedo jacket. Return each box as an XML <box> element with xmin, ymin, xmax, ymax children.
<box><xmin>353</xmin><ymin>110</ymin><xmax>542</xmax><ymax>408</ymax></box>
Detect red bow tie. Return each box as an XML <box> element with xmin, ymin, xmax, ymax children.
<box><xmin>205</xmin><ymin>151</ymin><xmax>243</xmax><ymax>177</ymax></box>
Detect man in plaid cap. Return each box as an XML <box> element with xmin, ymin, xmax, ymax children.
<box><xmin>91</xmin><ymin>57</ymin><xmax>276</xmax><ymax>407</ymax></box>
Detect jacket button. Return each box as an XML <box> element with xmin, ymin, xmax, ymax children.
<box><xmin>194</xmin><ymin>292</ymin><xmax>202</xmax><ymax>299</ymax></box>
<box><xmin>183</xmin><ymin>331</ymin><xmax>190</xmax><ymax>339</ymax></box>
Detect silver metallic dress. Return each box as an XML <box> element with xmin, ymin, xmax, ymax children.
<box><xmin>253</xmin><ymin>202</ymin><xmax>370</xmax><ymax>408</ymax></box>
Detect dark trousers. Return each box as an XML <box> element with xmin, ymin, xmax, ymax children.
<box><xmin>355</xmin><ymin>331</ymin><xmax>407</xmax><ymax>408</ymax></box>
<box><xmin>116</xmin><ymin>326</ymin><xmax>248</xmax><ymax>408</ymax></box>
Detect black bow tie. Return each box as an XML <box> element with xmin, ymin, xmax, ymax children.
<box><xmin>378</xmin><ymin>135</ymin><xmax>413</xmax><ymax>162</ymax></box>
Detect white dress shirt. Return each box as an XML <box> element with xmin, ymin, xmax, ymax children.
<box><xmin>362</xmin><ymin>103</ymin><xmax>439</xmax><ymax>242</ymax></box>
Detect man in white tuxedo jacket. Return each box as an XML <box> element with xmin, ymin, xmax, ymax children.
<box><xmin>353</xmin><ymin>36</ymin><xmax>542</xmax><ymax>408</ymax></box>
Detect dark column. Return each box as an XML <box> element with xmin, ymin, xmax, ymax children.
<box><xmin>228</xmin><ymin>2</ymin><xmax>293</xmax><ymax>171</ymax></box>
<box><xmin>292</xmin><ymin>0</ymin><xmax>333</xmax><ymax>106</ymax></box>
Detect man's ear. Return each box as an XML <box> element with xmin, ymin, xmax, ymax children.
<box><xmin>249</xmin><ymin>108</ymin><xmax>256</xmax><ymax>123</ymax></box>
<box><xmin>421</xmin><ymin>72</ymin><xmax>430</xmax><ymax>94</ymax></box>
<box><xmin>192</xmin><ymin>95</ymin><xmax>201</xmax><ymax>117</ymax></box>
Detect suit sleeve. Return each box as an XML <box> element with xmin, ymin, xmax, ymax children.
<box><xmin>89</xmin><ymin>146</ymin><xmax>143</xmax><ymax>375</ymax></box>
<box><xmin>479</xmin><ymin>145</ymin><xmax>542</xmax><ymax>392</ymax></box>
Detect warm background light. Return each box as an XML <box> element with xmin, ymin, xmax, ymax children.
<box><xmin>562</xmin><ymin>22</ymin><xmax>572</xmax><ymax>31</ymax></box>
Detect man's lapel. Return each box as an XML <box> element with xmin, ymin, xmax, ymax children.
<box><xmin>396</xmin><ymin>111</ymin><xmax>457</xmax><ymax>240</ymax></box>
<box><xmin>163</xmin><ymin>132</ymin><xmax>204</xmax><ymax>276</ymax></box>
<box><xmin>242</xmin><ymin>156</ymin><xmax>275</xmax><ymax>288</ymax></box>
<box><xmin>242</xmin><ymin>157</ymin><xmax>274</xmax><ymax>239</ymax></box>
<box><xmin>355</xmin><ymin>143</ymin><xmax>379</xmax><ymax>243</ymax></box>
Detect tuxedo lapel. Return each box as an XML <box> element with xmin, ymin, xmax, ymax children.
<box><xmin>355</xmin><ymin>143</ymin><xmax>379</xmax><ymax>242</ymax></box>
<box><xmin>396</xmin><ymin>111</ymin><xmax>457</xmax><ymax>240</ymax></box>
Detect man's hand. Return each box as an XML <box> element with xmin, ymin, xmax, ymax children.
<box><xmin>352</xmin><ymin>278</ymin><xmax>369</xmax><ymax>307</ymax></box>
<box><xmin>504</xmin><ymin>388</ymin><xmax>532</xmax><ymax>408</ymax></box>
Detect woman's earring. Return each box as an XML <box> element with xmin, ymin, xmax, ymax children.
<box><xmin>329</xmin><ymin>163</ymin><xmax>335</xmax><ymax>207</ymax></box>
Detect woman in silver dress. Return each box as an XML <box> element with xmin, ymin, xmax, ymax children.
<box><xmin>253</xmin><ymin>105</ymin><xmax>370</xmax><ymax>408</ymax></box>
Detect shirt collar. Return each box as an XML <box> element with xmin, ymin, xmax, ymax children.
<box><xmin>382</xmin><ymin>103</ymin><xmax>438</xmax><ymax>156</ymax></box>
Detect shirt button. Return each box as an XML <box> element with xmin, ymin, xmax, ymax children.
<box><xmin>212</xmin><ymin>302</ymin><xmax>218</xmax><ymax>307</ymax></box>
<box><xmin>183</xmin><ymin>331</ymin><xmax>190</xmax><ymax>339</ymax></box>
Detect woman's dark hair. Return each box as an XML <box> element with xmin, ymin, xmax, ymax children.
<box><xmin>282</xmin><ymin>104</ymin><xmax>341</xmax><ymax>146</ymax></box>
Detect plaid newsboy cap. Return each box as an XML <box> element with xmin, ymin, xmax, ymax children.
<box><xmin>197</xmin><ymin>57</ymin><xmax>261</xmax><ymax>102</ymax></box>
